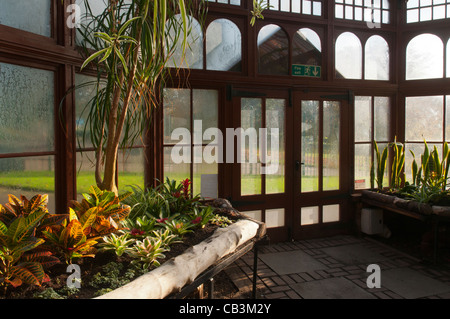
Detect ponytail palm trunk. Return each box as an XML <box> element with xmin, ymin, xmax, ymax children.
<box><xmin>77</xmin><ymin>0</ymin><xmax>202</xmax><ymax>194</ymax></box>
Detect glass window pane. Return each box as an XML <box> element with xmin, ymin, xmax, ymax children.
<box><xmin>163</xmin><ymin>88</ymin><xmax>191</xmax><ymax>144</ymax></box>
<box><xmin>258</xmin><ymin>24</ymin><xmax>289</xmax><ymax>75</ymax></box>
<box><xmin>355</xmin><ymin>96</ymin><xmax>372</xmax><ymax>142</ymax></box>
<box><xmin>206</xmin><ymin>19</ymin><xmax>242</xmax><ymax>72</ymax></box>
<box><xmin>241</xmin><ymin>98</ymin><xmax>262</xmax><ymax>195</ymax></box>
<box><xmin>0</xmin><ymin>156</ymin><xmax>55</xmax><ymax>213</ymax></box>
<box><xmin>335</xmin><ymin>32</ymin><xmax>362</xmax><ymax>79</ymax></box>
<box><xmin>266</xmin><ymin>99</ymin><xmax>285</xmax><ymax>194</ymax></box>
<box><xmin>374</xmin><ymin>96</ymin><xmax>390</xmax><ymax>141</ymax></box>
<box><xmin>446</xmin><ymin>96</ymin><xmax>450</xmax><ymax>141</ymax></box>
<box><xmin>405</xmin><ymin>96</ymin><xmax>443</xmax><ymax>142</ymax></box>
<box><xmin>323</xmin><ymin>101</ymin><xmax>340</xmax><ymax>191</ymax></box>
<box><xmin>365</xmin><ymin>35</ymin><xmax>390</xmax><ymax>81</ymax></box>
<box><xmin>193</xmin><ymin>89</ymin><xmax>219</xmax><ymax>143</ymax></box>
<box><xmin>313</xmin><ymin>1</ymin><xmax>322</xmax><ymax>15</ymax></box>
<box><xmin>303</xmin><ymin>0</ymin><xmax>312</xmax><ymax>14</ymax></box>
<box><xmin>280</xmin><ymin>0</ymin><xmax>290</xmax><ymax>11</ymax></box>
<box><xmin>167</xmin><ymin>15</ymin><xmax>203</xmax><ymax>69</ymax></box>
<box><xmin>75</xmin><ymin>73</ymin><xmax>101</xmax><ymax>149</ymax></box>
<box><xmin>433</xmin><ymin>5</ymin><xmax>446</xmax><ymax>19</ymax></box>
<box><xmin>292</xmin><ymin>0</ymin><xmax>301</xmax><ymax>12</ymax></box>
<box><xmin>407</xmin><ymin>8</ymin><xmax>420</xmax><ymax>22</ymax></box>
<box><xmin>323</xmin><ymin>204</ymin><xmax>340</xmax><ymax>223</ymax></box>
<box><xmin>118</xmin><ymin>148</ymin><xmax>145</xmax><ymax>191</ymax></box>
<box><xmin>293</xmin><ymin>28</ymin><xmax>322</xmax><ymax>67</ymax></box>
<box><xmin>76</xmin><ymin>151</ymin><xmax>97</xmax><ymax>199</ymax></box>
<box><xmin>335</xmin><ymin>4</ymin><xmax>344</xmax><ymax>18</ymax></box>
<box><xmin>266</xmin><ymin>208</ymin><xmax>285</xmax><ymax>228</ymax></box>
<box><xmin>0</xmin><ymin>63</ymin><xmax>54</xmax><ymax>154</ymax></box>
<box><xmin>75</xmin><ymin>0</ymin><xmax>108</xmax><ymax>46</ymax></box>
<box><xmin>406</xmin><ymin>34</ymin><xmax>444</xmax><ymax>80</ymax></box>
<box><xmin>301</xmin><ymin>206</ymin><xmax>319</xmax><ymax>225</ymax></box>
<box><xmin>354</xmin><ymin>144</ymin><xmax>371</xmax><ymax>189</ymax></box>
<box><xmin>0</xmin><ymin>0</ymin><xmax>51</xmax><ymax>37</ymax></box>
<box><xmin>301</xmin><ymin>101</ymin><xmax>319</xmax><ymax>192</ymax></box>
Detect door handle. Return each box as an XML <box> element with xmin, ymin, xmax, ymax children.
<box><xmin>295</xmin><ymin>160</ymin><xmax>305</xmax><ymax>171</ymax></box>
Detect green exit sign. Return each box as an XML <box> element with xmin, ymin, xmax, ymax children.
<box><xmin>292</xmin><ymin>64</ymin><xmax>321</xmax><ymax>78</ymax></box>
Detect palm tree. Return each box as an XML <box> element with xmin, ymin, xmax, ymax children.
<box><xmin>75</xmin><ymin>0</ymin><xmax>206</xmax><ymax>194</ymax></box>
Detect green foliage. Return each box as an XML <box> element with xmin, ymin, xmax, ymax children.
<box><xmin>250</xmin><ymin>0</ymin><xmax>273</xmax><ymax>26</ymax></box>
<box><xmin>0</xmin><ymin>194</ymin><xmax>67</xmax><ymax>237</ymax></box>
<box><xmin>98</xmin><ymin>233</ymin><xmax>135</xmax><ymax>257</ymax></box>
<box><xmin>370</xmin><ymin>141</ymin><xmax>388</xmax><ymax>190</ymax></box>
<box><xmin>42</xmin><ymin>208</ymin><xmax>100</xmax><ymax>264</ymax></box>
<box><xmin>70</xmin><ymin>185</ymin><xmax>132</xmax><ymax>238</ymax></box>
<box><xmin>390</xmin><ymin>137</ymin><xmax>405</xmax><ymax>189</ymax></box>
<box><xmin>0</xmin><ymin>210</ymin><xmax>58</xmax><ymax>291</ymax></box>
<box><xmin>163</xmin><ymin>219</ymin><xmax>194</xmax><ymax>237</ymax></box>
<box><xmin>401</xmin><ymin>141</ymin><xmax>450</xmax><ymax>204</ymax></box>
<box><xmin>123</xmin><ymin>178</ymin><xmax>202</xmax><ymax>220</ymax></box>
<box><xmin>210</xmin><ymin>214</ymin><xmax>233</xmax><ymax>228</ymax></box>
<box><xmin>128</xmin><ymin>237</ymin><xmax>168</xmax><ymax>269</ymax></box>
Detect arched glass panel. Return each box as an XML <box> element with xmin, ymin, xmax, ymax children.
<box><xmin>335</xmin><ymin>32</ymin><xmax>362</xmax><ymax>79</ymax></box>
<box><xmin>166</xmin><ymin>15</ymin><xmax>203</xmax><ymax>69</ymax></box>
<box><xmin>257</xmin><ymin>24</ymin><xmax>289</xmax><ymax>75</ymax></box>
<box><xmin>447</xmin><ymin>39</ymin><xmax>450</xmax><ymax>78</ymax></box>
<box><xmin>406</xmin><ymin>33</ymin><xmax>443</xmax><ymax>80</ymax></box>
<box><xmin>206</xmin><ymin>19</ymin><xmax>242</xmax><ymax>72</ymax></box>
<box><xmin>292</xmin><ymin>28</ymin><xmax>322</xmax><ymax>67</ymax></box>
<box><xmin>365</xmin><ymin>35</ymin><xmax>389</xmax><ymax>81</ymax></box>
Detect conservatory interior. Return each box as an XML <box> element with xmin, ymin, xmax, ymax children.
<box><xmin>1</xmin><ymin>0</ymin><xmax>450</xmax><ymax>300</ymax></box>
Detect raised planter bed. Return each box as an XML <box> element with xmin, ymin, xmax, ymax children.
<box><xmin>354</xmin><ymin>190</ymin><xmax>450</xmax><ymax>263</ymax></box>
<box><xmin>97</xmin><ymin>200</ymin><xmax>266</xmax><ymax>299</ymax></box>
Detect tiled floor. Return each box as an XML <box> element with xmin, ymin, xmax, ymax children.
<box><xmin>224</xmin><ymin>235</ymin><xmax>450</xmax><ymax>299</ymax></box>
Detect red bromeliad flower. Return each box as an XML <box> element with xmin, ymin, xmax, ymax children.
<box><xmin>130</xmin><ymin>228</ymin><xmax>145</xmax><ymax>236</ymax></box>
<box><xmin>172</xmin><ymin>191</ymin><xmax>181</xmax><ymax>198</ymax></box>
<box><xmin>181</xmin><ymin>178</ymin><xmax>191</xmax><ymax>198</ymax></box>
<box><xmin>157</xmin><ymin>217</ymin><xmax>168</xmax><ymax>224</ymax></box>
<box><xmin>191</xmin><ymin>216</ymin><xmax>202</xmax><ymax>224</ymax></box>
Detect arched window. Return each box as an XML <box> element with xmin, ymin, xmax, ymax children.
<box><xmin>335</xmin><ymin>32</ymin><xmax>362</xmax><ymax>79</ymax></box>
<box><xmin>166</xmin><ymin>15</ymin><xmax>203</xmax><ymax>70</ymax></box>
<box><xmin>206</xmin><ymin>19</ymin><xmax>242</xmax><ymax>72</ymax></box>
<box><xmin>447</xmin><ymin>39</ymin><xmax>450</xmax><ymax>78</ymax></box>
<box><xmin>257</xmin><ymin>24</ymin><xmax>289</xmax><ymax>75</ymax></box>
<box><xmin>292</xmin><ymin>28</ymin><xmax>322</xmax><ymax>67</ymax></box>
<box><xmin>365</xmin><ymin>35</ymin><xmax>389</xmax><ymax>81</ymax></box>
<box><xmin>406</xmin><ymin>33</ymin><xmax>443</xmax><ymax>80</ymax></box>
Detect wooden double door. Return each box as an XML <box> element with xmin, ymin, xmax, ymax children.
<box><xmin>228</xmin><ymin>87</ymin><xmax>353</xmax><ymax>242</ymax></box>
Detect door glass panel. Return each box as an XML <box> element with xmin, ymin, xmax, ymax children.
<box><xmin>266</xmin><ymin>208</ymin><xmax>285</xmax><ymax>228</ymax></box>
<box><xmin>163</xmin><ymin>89</ymin><xmax>191</xmax><ymax>144</ymax></box>
<box><xmin>243</xmin><ymin>210</ymin><xmax>262</xmax><ymax>221</ymax></box>
<box><xmin>301</xmin><ymin>206</ymin><xmax>319</xmax><ymax>225</ymax></box>
<box><xmin>323</xmin><ymin>204</ymin><xmax>340</xmax><ymax>223</ymax></box>
<box><xmin>163</xmin><ymin>146</ymin><xmax>190</xmax><ymax>182</ymax></box>
<box><xmin>301</xmin><ymin>101</ymin><xmax>319</xmax><ymax>192</ymax></box>
<box><xmin>323</xmin><ymin>101</ymin><xmax>340</xmax><ymax>191</ymax></box>
<box><xmin>266</xmin><ymin>99</ymin><xmax>285</xmax><ymax>194</ymax></box>
<box><xmin>241</xmin><ymin>98</ymin><xmax>262</xmax><ymax>195</ymax></box>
